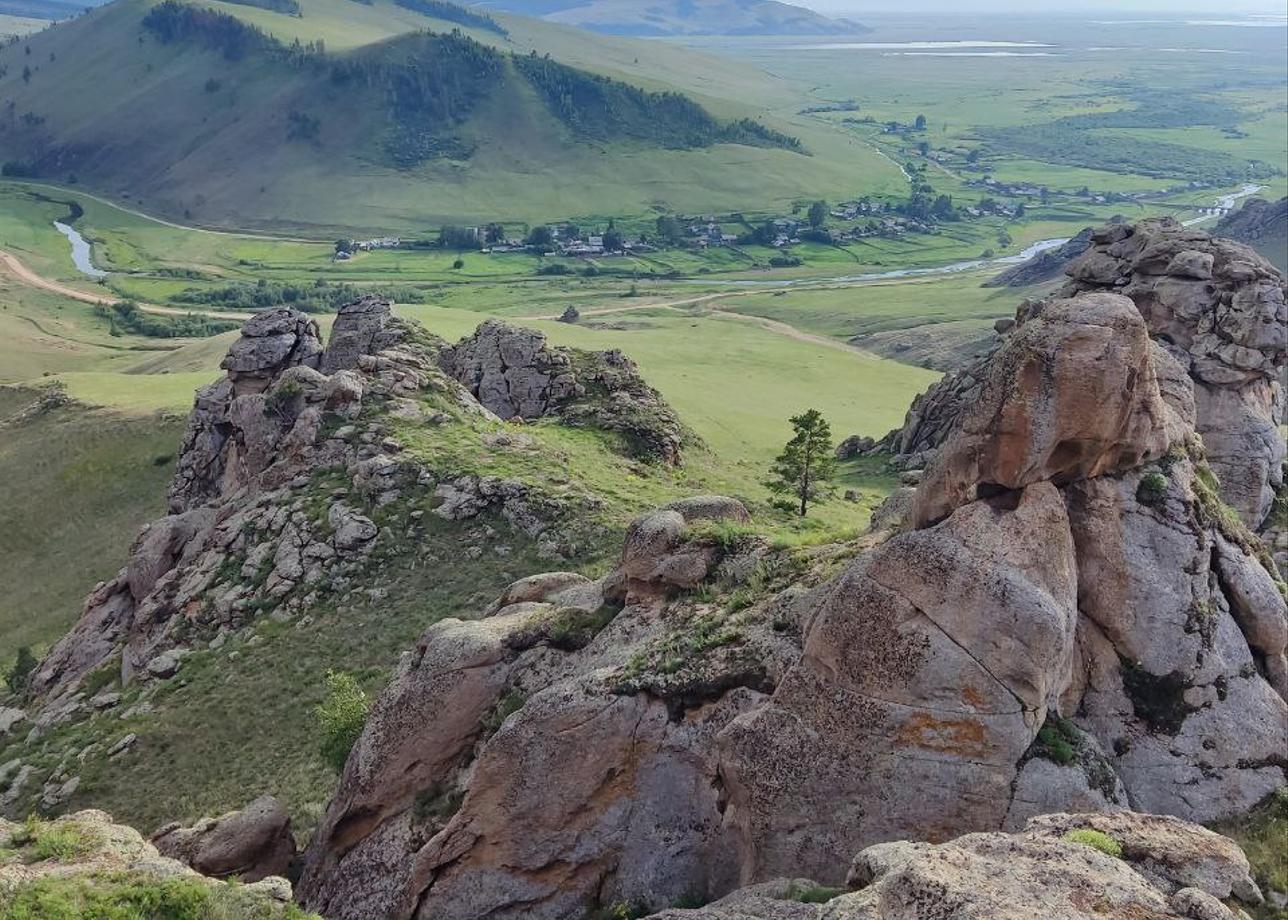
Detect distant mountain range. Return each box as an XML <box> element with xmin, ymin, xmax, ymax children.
<box><xmin>476</xmin><ymin>0</ymin><xmax>868</xmax><ymax>36</ymax></box>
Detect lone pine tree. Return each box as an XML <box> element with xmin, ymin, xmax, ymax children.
<box><xmin>767</xmin><ymin>408</ymin><xmax>837</xmax><ymax>517</ymax></box>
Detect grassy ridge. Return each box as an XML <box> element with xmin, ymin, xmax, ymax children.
<box><xmin>0</xmin><ymin>0</ymin><xmax>886</xmax><ymax>231</ymax></box>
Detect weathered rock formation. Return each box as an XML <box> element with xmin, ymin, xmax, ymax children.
<box><xmin>151</xmin><ymin>794</ymin><xmax>296</xmax><ymax>883</ymax></box>
<box><xmin>26</xmin><ymin>303</ymin><xmax>688</xmax><ymax>712</ymax></box>
<box><xmin>297</xmin><ymin>494</ymin><xmax>777</xmax><ymax>920</ymax></box>
<box><xmin>882</xmin><ymin>219</ymin><xmax>1287</xmax><ymax>534</ymax></box>
<box><xmin>441</xmin><ymin>319</ymin><xmax>687</xmax><ymax>463</ymax></box>
<box><xmin>1060</xmin><ymin>218</ymin><xmax>1286</xmax><ymax>530</ymax></box>
<box><xmin>299</xmin><ymin>284</ymin><xmax>1286</xmax><ymax>920</ymax></box>
<box><xmin>641</xmin><ymin>811</ymin><xmax>1264</xmax><ymax>920</ymax></box>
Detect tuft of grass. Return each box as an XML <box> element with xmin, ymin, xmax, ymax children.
<box><xmin>481</xmin><ymin>690</ymin><xmax>527</xmax><ymax>737</ymax></box>
<box><xmin>785</xmin><ymin>882</ymin><xmax>846</xmax><ymax>903</ymax></box>
<box><xmin>1135</xmin><ymin>471</ymin><xmax>1168</xmax><ymax>505</ymax></box>
<box><xmin>1062</xmin><ymin>828</ymin><xmax>1124</xmax><ymax>859</ymax></box>
<box><xmin>10</xmin><ymin>816</ymin><xmax>93</xmax><ymax>863</ymax></box>
<box><xmin>1212</xmin><ymin>787</ymin><xmax>1288</xmax><ymax>917</ymax></box>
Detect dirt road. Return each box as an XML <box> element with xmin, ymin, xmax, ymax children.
<box><xmin>0</xmin><ymin>248</ymin><xmax>247</xmax><ymax>320</ymax></box>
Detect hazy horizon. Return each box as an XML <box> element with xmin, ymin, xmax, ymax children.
<box><xmin>798</xmin><ymin>1</ymin><xmax>1288</xmax><ymax>18</ymax></box>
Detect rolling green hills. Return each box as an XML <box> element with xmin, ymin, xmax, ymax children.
<box><xmin>0</xmin><ymin>0</ymin><xmax>893</xmax><ymax>232</ymax></box>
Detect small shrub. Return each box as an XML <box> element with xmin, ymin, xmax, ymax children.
<box><xmin>1031</xmin><ymin>716</ymin><xmax>1081</xmax><ymax>766</ymax></box>
<box><xmin>1136</xmin><ymin>471</ymin><xmax>1168</xmax><ymax>505</ymax></box>
<box><xmin>314</xmin><ymin>670</ymin><xmax>370</xmax><ymax>772</ymax></box>
<box><xmin>480</xmin><ymin>689</ymin><xmax>526</xmax><ymax>736</ymax></box>
<box><xmin>1062</xmin><ymin>828</ymin><xmax>1124</xmax><ymax>858</ymax></box>
<box><xmin>5</xmin><ymin>646</ymin><xmax>37</xmax><ymax>694</ymax></box>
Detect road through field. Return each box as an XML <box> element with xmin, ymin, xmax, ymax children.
<box><xmin>0</xmin><ymin>248</ymin><xmax>247</xmax><ymax>321</ymax></box>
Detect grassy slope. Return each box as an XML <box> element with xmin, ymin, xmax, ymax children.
<box><xmin>0</xmin><ymin>0</ymin><xmax>895</xmax><ymax>232</ymax></box>
<box><xmin>0</xmin><ymin>390</ymin><xmax>183</xmax><ymax>652</ymax></box>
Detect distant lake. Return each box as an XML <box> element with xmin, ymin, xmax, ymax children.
<box><xmin>788</xmin><ymin>40</ymin><xmax>1054</xmax><ymax>50</ymax></box>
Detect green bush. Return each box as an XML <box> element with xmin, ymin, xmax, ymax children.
<box><xmin>1032</xmin><ymin>716</ymin><xmax>1081</xmax><ymax>766</ymax></box>
<box><xmin>1136</xmin><ymin>471</ymin><xmax>1168</xmax><ymax>505</ymax></box>
<box><xmin>314</xmin><ymin>670</ymin><xmax>370</xmax><ymax>772</ymax></box>
<box><xmin>1062</xmin><ymin>828</ymin><xmax>1124</xmax><ymax>858</ymax></box>
<box><xmin>5</xmin><ymin>646</ymin><xmax>36</xmax><ymax>694</ymax></box>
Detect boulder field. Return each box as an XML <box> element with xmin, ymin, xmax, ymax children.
<box><xmin>296</xmin><ymin>279</ymin><xmax>1286</xmax><ymax>918</ymax></box>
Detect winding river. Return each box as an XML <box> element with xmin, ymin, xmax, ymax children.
<box><xmin>54</xmin><ymin>220</ymin><xmax>108</xmax><ymax>279</ymax></box>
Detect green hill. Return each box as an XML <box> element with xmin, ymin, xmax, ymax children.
<box><xmin>0</xmin><ymin>0</ymin><xmax>888</xmax><ymax>232</ymax></box>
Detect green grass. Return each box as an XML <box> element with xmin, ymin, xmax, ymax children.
<box><xmin>0</xmin><ymin>872</ymin><xmax>318</xmax><ymax>919</ymax></box>
<box><xmin>1062</xmin><ymin>828</ymin><xmax>1124</xmax><ymax>859</ymax></box>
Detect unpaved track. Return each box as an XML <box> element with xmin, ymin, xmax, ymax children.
<box><xmin>0</xmin><ymin>248</ymin><xmax>247</xmax><ymax>320</ymax></box>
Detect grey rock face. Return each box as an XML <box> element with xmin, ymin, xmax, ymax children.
<box><xmin>171</xmin><ymin>308</ymin><xmax>324</xmax><ymax>513</ymax></box>
<box><xmin>321</xmin><ymin>296</ymin><xmax>408</xmax><ymax>374</ymax></box>
<box><xmin>439</xmin><ymin>319</ymin><xmax>579</xmax><ymax>420</ymax></box>
<box><xmin>984</xmin><ymin>226</ymin><xmax>1094</xmax><ymax>288</ymax></box>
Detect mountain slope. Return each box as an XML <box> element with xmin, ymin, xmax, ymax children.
<box><xmin>478</xmin><ymin>0</ymin><xmax>868</xmax><ymax>36</ymax></box>
<box><xmin>0</xmin><ymin>0</ymin><xmax>881</xmax><ymax>231</ymax></box>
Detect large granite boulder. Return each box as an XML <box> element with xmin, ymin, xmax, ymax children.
<box><xmin>911</xmin><ymin>293</ymin><xmax>1177</xmax><ymax>527</ymax></box>
<box><xmin>717</xmin><ymin>483</ymin><xmax>1079</xmax><ymax>882</ymax></box>
<box><xmin>151</xmin><ymin>794</ymin><xmax>296</xmax><ymax>882</ymax></box>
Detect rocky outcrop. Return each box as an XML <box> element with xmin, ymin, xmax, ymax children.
<box><xmin>984</xmin><ymin>228</ymin><xmax>1094</xmax><ymax>288</ymax></box>
<box><xmin>301</xmin><ymin>285</ymin><xmax>1285</xmax><ymax>920</ymax></box>
<box><xmin>320</xmin><ymin>295</ymin><xmax>409</xmax><ymax>374</ymax></box>
<box><xmin>151</xmin><ymin>794</ymin><xmax>296</xmax><ymax>883</ymax></box>
<box><xmin>642</xmin><ymin>811</ymin><xmax>1263</xmax><ymax>920</ymax></box>
<box><xmin>1059</xmin><ymin>218</ymin><xmax>1287</xmax><ymax>529</ymax></box>
<box><xmin>28</xmin><ymin>302</ymin><xmax>683</xmax><ymax>708</ymax></box>
<box><xmin>169</xmin><ymin>307</ymin><xmax>325</xmax><ymax>513</ymax></box>
<box><xmin>882</xmin><ymin>220</ymin><xmax>1287</xmax><ymax>533</ymax></box>
<box><xmin>440</xmin><ymin>319</ymin><xmax>687</xmax><ymax>464</ymax></box>
<box><xmin>0</xmin><ymin>809</ymin><xmax>302</xmax><ymax>915</ymax></box>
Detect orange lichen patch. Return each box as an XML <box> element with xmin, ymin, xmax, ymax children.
<box><xmin>894</xmin><ymin>712</ymin><xmax>989</xmax><ymax>757</ymax></box>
